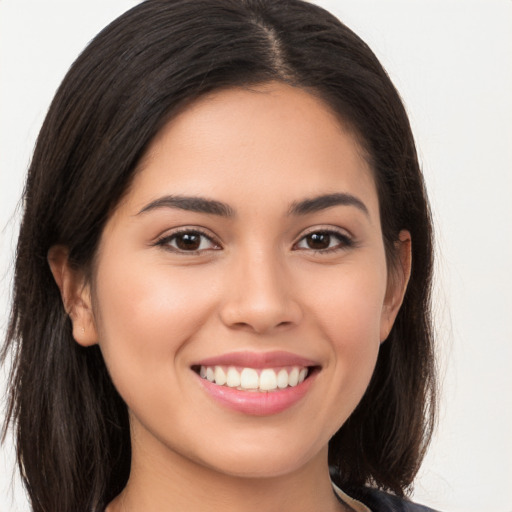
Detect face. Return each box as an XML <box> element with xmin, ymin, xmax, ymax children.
<box><xmin>67</xmin><ymin>83</ymin><xmax>408</xmax><ymax>479</ymax></box>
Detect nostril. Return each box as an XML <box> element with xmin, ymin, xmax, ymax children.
<box><xmin>218</xmin><ymin>272</ymin><xmax>303</xmax><ymax>333</ymax></box>
<box><xmin>219</xmin><ymin>305</ymin><xmax>302</xmax><ymax>334</ymax></box>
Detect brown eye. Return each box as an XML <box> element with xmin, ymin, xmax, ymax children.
<box><xmin>295</xmin><ymin>230</ymin><xmax>353</xmax><ymax>253</ymax></box>
<box><xmin>305</xmin><ymin>232</ymin><xmax>331</xmax><ymax>250</ymax></box>
<box><xmin>158</xmin><ymin>230</ymin><xmax>220</xmax><ymax>253</ymax></box>
<box><xmin>175</xmin><ymin>233</ymin><xmax>202</xmax><ymax>251</ymax></box>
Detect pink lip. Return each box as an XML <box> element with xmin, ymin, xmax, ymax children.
<box><xmin>192</xmin><ymin>351</ymin><xmax>320</xmax><ymax>416</ymax></box>
<box><xmin>193</xmin><ymin>350</ymin><xmax>318</xmax><ymax>369</ymax></box>
<box><xmin>196</xmin><ymin>372</ymin><xmax>316</xmax><ymax>416</ymax></box>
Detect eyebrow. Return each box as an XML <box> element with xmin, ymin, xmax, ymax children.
<box><xmin>137</xmin><ymin>195</ymin><xmax>235</xmax><ymax>217</ymax></box>
<box><xmin>137</xmin><ymin>192</ymin><xmax>368</xmax><ymax>218</ymax></box>
<box><xmin>288</xmin><ymin>193</ymin><xmax>369</xmax><ymax>217</ymax></box>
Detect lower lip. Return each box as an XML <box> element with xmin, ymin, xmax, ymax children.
<box><xmin>196</xmin><ymin>372</ymin><xmax>316</xmax><ymax>416</ymax></box>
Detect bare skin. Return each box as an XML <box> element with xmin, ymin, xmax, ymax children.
<box><xmin>49</xmin><ymin>82</ymin><xmax>410</xmax><ymax>512</ymax></box>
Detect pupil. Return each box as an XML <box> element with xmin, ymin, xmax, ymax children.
<box><xmin>307</xmin><ymin>233</ymin><xmax>330</xmax><ymax>249</ymax></box>
<box><xmin>176</xmin><ymin>233</ymin><xmax>200</xmax><ymax>250</ymax></box>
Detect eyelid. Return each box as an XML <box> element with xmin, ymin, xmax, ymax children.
<box><xmin>151</xmin><ymin>224</ymin><xmax>355</xmax><ymax>254</ymax></box>
<box><xmin>294</xmin><ymin>225</ymin><xmax>354</xmax><ymax>243</ymax></box>
<box><xmin>293</xmin><ymin>225</ymin><xmax>355</xmax><ymax>252</ymax></box>
<box><xmin>153</xmin><ymin>226</ymin><xmax>222</xmax><ymax>253</ymax></box>
<box><xmin>297</xmin><ymin>224</ymin><xmax>353</xmax><ymax>239</ymax></box>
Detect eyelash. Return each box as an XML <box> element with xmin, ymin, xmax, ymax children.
<box><xmin>155</xmin><ymin>227</ymin><xmax>354</xmax><ymax>255</ymax></box>
<box><xmin>155</xmin><ymin>228</ymin><xmax>221</xmax><ymax>254</ymax></box>
<box><xmin>293</xmin><ymin>228</ymin><xmax>355</xmax><ymax>254</ymax></box>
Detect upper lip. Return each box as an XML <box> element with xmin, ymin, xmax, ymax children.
<box><xmin>193</xmin><ymin>350</ymin><xmax>319</xmax><ymax>369</ymax></box>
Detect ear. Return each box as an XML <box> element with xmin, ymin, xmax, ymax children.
<box><xmin>48</xmin><ymin>245</ymin><xmax>98</xmax><ymax>346</ymax></box>
<box><xmin>380</xmin><ymin>230</ymin><xmax>412</xmax><ymax>342</ymax></box>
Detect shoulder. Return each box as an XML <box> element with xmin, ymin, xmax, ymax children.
<box><xmin>346</xmin><ymin>487</ymin><xmax>441</xmax><ymax>512</ymax></box>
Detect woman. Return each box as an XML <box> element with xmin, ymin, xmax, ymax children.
<box><xmin>2</xmin><ymin>1</ymin><xmax>437</xmax><ymax>511</ymax></box>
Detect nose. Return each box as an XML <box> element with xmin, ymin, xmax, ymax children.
<box><xmin>219</xmin><ymin>250</ymin><xmax>303</xmax><ymax>334</ymax></box>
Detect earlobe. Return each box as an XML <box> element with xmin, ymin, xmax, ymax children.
<box><xmin>380</xmin><ymin>230</ymin><xmax>412</xmax><ymax>342</ymax></box>
<box><xmin>48</xmin><ymin>245</ymin><xmax>98</xmax><ymax>347</ymax></box>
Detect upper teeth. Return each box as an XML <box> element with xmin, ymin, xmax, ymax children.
<box><xmin>199</xmin><ymin>365</ymin><xmax>309</xmax><ymax>391</ymax></box>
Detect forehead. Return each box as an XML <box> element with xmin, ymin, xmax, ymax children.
<box><xmin>122</xmin><ymin>82</ymin><xmax>378</xmax><ymax>218</ymax></box>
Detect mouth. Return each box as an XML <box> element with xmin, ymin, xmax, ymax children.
<box><xmin>191</xmin><ymin>351</ymin><xmax>320</xmax><ymax>415</ymax></box>
<box><xmin>192</xmin><ymin>364</ymin><xmax>318</xmax><ymax>392</ymax></box>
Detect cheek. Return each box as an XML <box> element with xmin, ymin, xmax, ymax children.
<box><xmin>306</xmin><ymin>262</ymin><xmax>387</xmax><ymax>346</ymax></box>
<box><xmin>302</xmin><ymin>262</ymin><xmax>386</xmax><ymax>394</ymax></box>
<box><xmin>91</xmin><ymin>252</ymin><xmax>217</xmax><ymax>386</ymax></box>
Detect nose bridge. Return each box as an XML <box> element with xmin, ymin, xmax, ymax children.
<box><xmin>220</xmin><ymin>244</ymin><xmax>301</xmax><ymax>333</ymax></box>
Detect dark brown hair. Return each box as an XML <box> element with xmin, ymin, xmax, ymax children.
<box><xmin>2</xmin><ymin>1</ymin><xmax>436</xmax><ymax>511</ymax></box>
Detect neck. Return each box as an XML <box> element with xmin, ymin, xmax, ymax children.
<box><xmin>107</xmin><ymin>431</ymin><xmax>347</xmax><ymax>512</ymax></box>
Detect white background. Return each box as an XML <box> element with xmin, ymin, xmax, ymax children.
<box><xmin>1</xmin><ymin>1</ymin><xmax>511</xmax><ymax>511</ymax></box>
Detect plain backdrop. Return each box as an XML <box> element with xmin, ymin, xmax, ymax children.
<box><xmin>1</xmin><ymin>1</ymin><xmax>511</xmax><ymax>511</ymax></box>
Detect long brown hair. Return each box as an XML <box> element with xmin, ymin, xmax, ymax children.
<box><xmin>2</xmin><ymin>1</ymin><xmax>436</xmax><ymax>510</ymax></box>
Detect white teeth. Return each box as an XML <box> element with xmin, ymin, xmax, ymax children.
<box><xmin>240</xmin><ymin>368</ymin><xmax>259</xmax><ymax>389</ymax></box>
<box><xmin>288</xmin><ymin>367</ymin><xmax>299</xmax><ymax>387</ymax></box>
<box><xmin>198</xmin><ymin>365</ymin><xmax>310</xmax><ymax>391</ymax></box>
<box><xmin>214</xmin><ymin>366</ymin><xmax>227</xmax><ymax>386</ymax></box>
<box><xmin>226</xmin><ymin>366</ymin><xmax>241</xmax><ymax>388</ymax></box>
<box><xmin>277</xmin><ymin>368</ymin><xmax>289</xmax><ymax>389</ymax></box>
<box><xmin>259</xmin><ymin>368</ymin><xmax>277</xmax><ymax>391</ymax></box>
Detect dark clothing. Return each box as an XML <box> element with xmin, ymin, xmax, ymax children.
<box><xmin>344</xmin><ymin>487</ymin><xmax>440</xmax><ymax>512</ymax></box>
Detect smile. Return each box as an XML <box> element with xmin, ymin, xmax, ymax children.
<box><xmin>192</xmin><ymin>352</ymin><xmax>320</xmax><ymax>415</ymax></box>
<box><xmin>197</xmin><ymin>365</ymin><xmax>309</xmax><ymax>392</ymax></box>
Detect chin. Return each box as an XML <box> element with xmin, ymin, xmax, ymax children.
<box><xmin>192</xmin><ymin>437</ymin><xmax>326</xmax><ymax>480</ymax></box>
